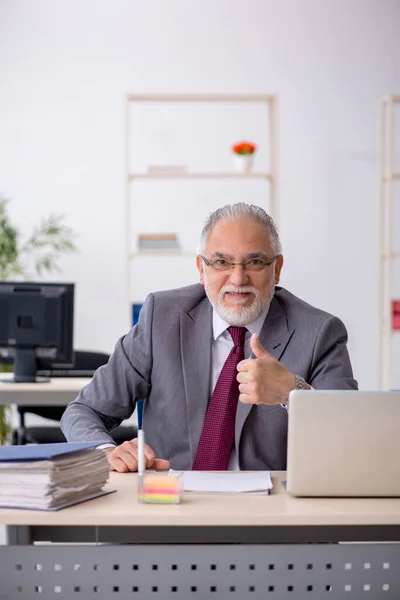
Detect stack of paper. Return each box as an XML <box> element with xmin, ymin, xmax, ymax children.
<box><xmin>0</xmin><ymin>442</ymin><xmax>112</xmax><ymax>511</ymax></box>
<box><xmin>138</xmin><ymin>233</ymin><xmax>180</xmax><ymax>250</ymax></box>
<box><xmin>170</xmin><ymin>470</ymin><xmax>273</xmax><ymax>494</ymax></box>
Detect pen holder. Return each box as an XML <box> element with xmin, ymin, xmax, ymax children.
<box><xmin>138</xmin><ymin>472</ymin><xmax>183</xmax><ymax>504</ymax></box>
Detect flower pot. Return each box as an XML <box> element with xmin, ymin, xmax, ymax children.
<box><xmin>233</xmin><ymin>153</ymin><xmax>254</xmax><ymax>174</ymax></box>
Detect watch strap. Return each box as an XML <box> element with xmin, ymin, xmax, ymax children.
<box><xmin>282</xmin><ymin>374</ymin><xmax>306</xmax><ymax>410</ymax></box>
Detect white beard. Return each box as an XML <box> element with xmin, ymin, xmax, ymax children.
<box><xmin>204</xmin><ymin>275</ymin><xmax>276</xmax><ymax>326</ymax></box>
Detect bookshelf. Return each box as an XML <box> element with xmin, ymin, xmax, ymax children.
<box><xmin>128</xmin><ymin>173</ymin><xmax>272</xmax><ymax>180</ymax></box>
<box><xmin>125</xmin><ymin>93</ymin><xmax>278</xmax><ymax>325</ymax></box>
<box><xmin>378</xmin><ymin>95</ymin><xmax>400</xmax><ymax>389</ymax></box>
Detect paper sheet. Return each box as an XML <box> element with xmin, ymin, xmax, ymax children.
<box><xmin>169</xmin><ymin>470</ymin><xmax>273</xmax><ymax>494</ymax></box>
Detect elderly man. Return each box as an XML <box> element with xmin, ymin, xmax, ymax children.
<box><xmin>61</xmin><ymin>203</ymin><xmax>357</xmax><ymax>472</ymax></box>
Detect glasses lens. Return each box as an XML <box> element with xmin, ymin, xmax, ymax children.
<box><xmin>244</xmin><ymin>261</ymin><xmax>267</xmax><ymax>271</ymax></box>
<box><xmin>212</xmin><ymin>261</ymin><xmax>231</xmax><ymax>271</ymax></box>
<box><xmin>207</xmin><ymin>258</ymin><xmax>272</xmax><ymax>271</ymax></box>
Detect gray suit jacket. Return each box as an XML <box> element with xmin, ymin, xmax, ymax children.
<box><xmin>61</xmin><ymin>284</ymin><xmax>357</xmax><ymax>470</ymax></box>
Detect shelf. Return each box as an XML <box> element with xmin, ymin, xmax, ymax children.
<box><xmin>127</xmin><ymin>93</ymin><xmax>275</xmax><ymax>103</ymax></box>
<box><xmin>382</xmin><ymin>174</ymin><xmax>400</xmax><ymax>181</ymax></box>
<box><xmin>378</xmin><ymin>94</ymin><xmax>400</xmax><ymax>389</ymax></box>
<box><xmin>128</xmin><ymin>173</ymin><xmax>272</xmax><ymax>181</ymax></box>
<box><xmin>129</xmin><ymin>250</ymin><xmax>194</xmax><ymax>260</ymax></box>
<box><xmin>125</xmin><ymin>92</ymin><xmax>277</xmax><ymax>329</ymax></box>
<box><xmin>380</xmin><ymin>252</ymin><xmax>400</xmax><ymax>258</ymax></box>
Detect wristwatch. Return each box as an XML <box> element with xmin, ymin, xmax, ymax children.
<box><xmin>282</xmin><ymin>374</ymin><xmax>306</xmax><ymax>410</ymax></box>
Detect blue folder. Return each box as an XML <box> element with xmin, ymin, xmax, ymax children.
<box><xmin>0</xmin><ymin>442</ymin><xmax>103</xmax><ymax>462</ymax></box>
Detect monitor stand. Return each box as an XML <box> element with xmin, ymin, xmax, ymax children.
<box><xmin>1</xmin><ymin>348</ymin><xmax>50</xmax><ymax>383</ymax></box>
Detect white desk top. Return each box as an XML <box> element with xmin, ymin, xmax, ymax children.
<box><xmin>0</xmin><ymin>377</ymin><xmax>91</xmax><ymax>405</ymax></box>
<box><xmin>1</xmin><ymin>471</ymin><xmax>400</xmax><ymax>528</ymax></box>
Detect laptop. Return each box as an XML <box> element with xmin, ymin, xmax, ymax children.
<box><xmin>286</xmin><ymin>390</ymin><xmax>400</xmax><ymax>497</ymax></box>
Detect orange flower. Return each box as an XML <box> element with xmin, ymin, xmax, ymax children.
<box><xmin>232</xmin><ymin>141</ymin><xmax>256</xmax><ymax>155</ymax></box>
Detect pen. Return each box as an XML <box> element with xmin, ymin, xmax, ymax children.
<box><xmin>138</xmin><ymin>428</ymin><xmax>145</xmax><ymax>476</ymax></box>
<box><xmin>137</xmin><ymin>400</ymin><xmax>145</xmax><ymax>497</ymax></box>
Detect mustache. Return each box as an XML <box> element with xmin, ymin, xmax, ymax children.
<box><xmin>219</xmin><ymin>285</ymin><xmax>259</xmax><ymax>296</ymax></box>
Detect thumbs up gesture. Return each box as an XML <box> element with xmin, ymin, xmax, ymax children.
<box><xmin>236</xmin><ymin>333</ymin><xmax>296</xmax><ymax>406</ymax></box>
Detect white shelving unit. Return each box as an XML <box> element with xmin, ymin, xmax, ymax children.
<box><xmin>378</xmin><ymin>95</ymin><xmax>400</xmax><ymax>389</ymax></box>
<box><xmin>128</xmin><ymin>173</ymin><xmax>272</xmax><ymax>180</ymax></box>
<box><xmin>125</xmin><ymin>93</ymin><xmax>278</xmax><ymax>322</ymax></box>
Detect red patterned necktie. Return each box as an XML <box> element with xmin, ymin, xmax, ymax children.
<box><xmin>192</xmin><ymin>326</ymin><xmax>247</xmax><ymax>471</ymax></box>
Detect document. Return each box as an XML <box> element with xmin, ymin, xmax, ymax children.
<box><xmin>0</xmin><ymin>442</ymin><xmax>113</xmax><ymax>511</ymax></box>
<box><xmin>169</xmin><ymin>470</ymin><xmax>273</xmax><ymax>494</ymax></box>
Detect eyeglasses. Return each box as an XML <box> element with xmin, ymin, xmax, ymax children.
<box><xmin>201</xmin><ymin>255</ymin><xmax>279</xmax><ymax>272</ymax></box>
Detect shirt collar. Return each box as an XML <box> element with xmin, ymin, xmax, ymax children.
<box><xmin>212</xmin><ymin>306</ymin><xmax>270</xmax><ymax>341</ymax></box>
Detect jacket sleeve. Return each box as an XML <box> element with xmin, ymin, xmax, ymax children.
<box><xmin>60</xmin><ymin>293</ymin><xmax>155</xmax><ymax>443</ymax></box>
<box><xmin>308</xmin><ymin>315</ymin><xmax>358</xmax><ymax>390</ymax></box>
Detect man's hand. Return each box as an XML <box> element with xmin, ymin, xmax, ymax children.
<box><xmin>103</xmin><ymin>439</ymin><xmax>171</xmax><ymax>473</ymax></box>
<box><xmin>236</xmin><ymin>333</ymin><xmax>296</xmax><ymax>406</ymax></box>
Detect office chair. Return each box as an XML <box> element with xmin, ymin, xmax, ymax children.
<box><xmin>13</xmin><ymin>350</ymin><xmax>138</xmax><ymax>446</ymax></box>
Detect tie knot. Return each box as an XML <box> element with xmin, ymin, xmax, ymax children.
<box><xmin>227</xmin><ymin>326</ymin><xmax>247</xmax><ymax>347</ymax></box>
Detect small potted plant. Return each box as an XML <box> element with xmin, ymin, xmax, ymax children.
<box><xmin>0</xmin><ymin>403</ymin><xmax>13</xmax><ymax>445</ymax></box>
<box><xmin>0</xmin><ymin>195</ymin><xmax>78</xmax><ymax>444</ymax></box>
<box><xmin>232</xmin><ymin>141</ymin><xmax>257</xmax><ymax>174</ymax></box>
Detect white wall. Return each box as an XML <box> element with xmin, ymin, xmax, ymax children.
<box><xmin>1</xmin><ymin>0</ymin><xmax>400</xmax><ymax>389</ymax></box>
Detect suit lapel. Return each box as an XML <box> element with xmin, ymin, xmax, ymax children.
<box><xmin>180</xmin><ymin>298</ymin><xmax>213</xmax><ymax>463</ymax></box>
<box><xmin>235</xmin><ymin>296</ymin><xmax>295</xmax><ymax>460</ymax></box>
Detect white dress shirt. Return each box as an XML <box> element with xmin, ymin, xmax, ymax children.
<box><xmin>211</xmin><ymin>308</ymin><xmax>270</xmax><ymax>470</ymax></box>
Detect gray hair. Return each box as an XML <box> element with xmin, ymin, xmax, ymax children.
<box><xmin>198</xmin><ymin>203</ymin><xmax>282</xmax><ymax>255</ymax></box>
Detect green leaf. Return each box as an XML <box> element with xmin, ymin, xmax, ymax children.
<box><xmin>0</xmin><ymin>404</ymin><xmax>13</xmax><ymax>445</ymax></box>
<box><xmin>0</xmin><ymin>195</ymin><xmax>78</xmax><ymax>280</ymax></box>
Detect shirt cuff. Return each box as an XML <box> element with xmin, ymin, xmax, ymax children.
<box><xmin>96</xmin><ymin>443</ymin><xmax>117</xmax><ymax>450</ymax></box>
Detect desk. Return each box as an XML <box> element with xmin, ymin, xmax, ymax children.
<box><xmin>1</xmin><ymin>472</ymin><xmax>400</xmax><ymax>599</ymax></box>
<box><xmin>0</xmin><ymin>377</ymin><xmax>91</xmax><ymax>406</ymax></box>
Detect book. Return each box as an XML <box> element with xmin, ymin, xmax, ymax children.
<box><xmin>138</xmin><ymin>233</ymin><xmax>180</xmax><ymax>250</ymax></box>
<box><xmin>0</xmin><ymin>442</ymin><xmax>113</xmax><ymax>511</ymax></box>
<box><xmin>138</xmin><ymin>234</ymin><xmax>178</xmax><ymax>241</ymax></box>
<box><xmin>138</xmin><ymin>240</ymin><xmax>180</xmax><ymax>249</ymax></box>
<box><xmin>147</xmin><ymin>165</ymin><xmax>187</xmax><ymax>175</ymax></box>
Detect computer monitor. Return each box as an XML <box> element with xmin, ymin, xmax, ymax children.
<box><xmin>0</xmin><ymin>281</ymin><xmax>74</xmax><ymax>383</ymax></box>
